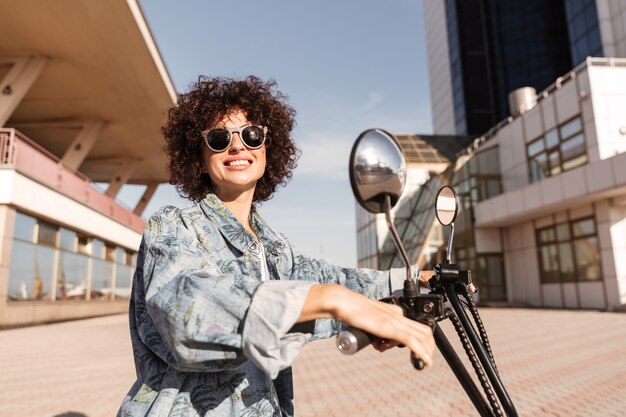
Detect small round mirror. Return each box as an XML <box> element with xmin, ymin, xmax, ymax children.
<box><xmin>435</xmin><ymin>186</ymin><xmax>459</xmax><ymax>226</ymax></box>
<box><xmin>349</xmin><ymin>129</ymin><xmax>406</xmax><ymax>214</ymax></box>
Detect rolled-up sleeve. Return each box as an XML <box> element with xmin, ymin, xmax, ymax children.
<box><xmin>241</xmin><ymin>280</ymin><xmax>316</xmax><ymax>378</ymax></box>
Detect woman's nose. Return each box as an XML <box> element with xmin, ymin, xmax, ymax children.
<box><xmin>229</xmin><ymin>132</ymin><xmax>245</xmax><ymax>152</ymax></box>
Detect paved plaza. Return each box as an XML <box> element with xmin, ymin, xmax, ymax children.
<box><xmin>0</xmin><ymin>308</ymin><xmax>625</xmax><ymax>417</ymax></box>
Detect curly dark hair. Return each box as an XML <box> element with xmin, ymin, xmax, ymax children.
<box><xmin>162</xmin><ymin>75</ymin><xmax>299</xmax><ymax>203</ymax></box>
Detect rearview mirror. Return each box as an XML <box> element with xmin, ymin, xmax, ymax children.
<box><xmin>349</xmin><ymin>129</ymin><xmax>406</xmax><ymax>214</ymax></box>
<box><xmin>435</xmin><ymin>186</ymin><xmax>459</xmax><ymax>226</ymax></box>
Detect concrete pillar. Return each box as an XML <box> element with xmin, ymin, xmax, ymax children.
<box><xmin>61</xmin><ymin>121</ymin><xmax>105</xmax><ymax>170</ymax></box>
<box><xmin>133</xmin><ymin>181</ymin><xmax>159</xmax><ymax>217</ymax></box>
<box><xmin>0</xmin><ymin>56</ymin><xmax>47</xmax><ymax>127</ymax></box>
<box><xmin>105</xmin><ymin>159</ymin><xmax>139</xmax><ymax>199</ymax></box>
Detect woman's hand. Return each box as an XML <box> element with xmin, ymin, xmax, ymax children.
<box><xmin>418</xmin><ymin>269</ymin><xmax>477</xmax><ymax>293</ymax></box>
<box><xmin>299</xmin><ymin>284</ymin><xmax>436</xmax><ymax>367</ymax></box>
<box><xmin>418</xmin><ymin>270</ymin><xmax>435</xmax><ymax>287</ymax></box>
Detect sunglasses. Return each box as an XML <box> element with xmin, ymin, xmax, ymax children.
<box><xmin>201</xmin><ymin>125</ymin><xmax>267</xmax><ymax>152</ymax></box>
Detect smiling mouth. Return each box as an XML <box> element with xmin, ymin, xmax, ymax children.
<box><xmin>225</xmin><ymin>160</ymin><xmax>251</xmax><ymax>166</ymax></box>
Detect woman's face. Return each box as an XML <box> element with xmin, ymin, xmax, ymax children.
<box><xmin>201</xmin><ymin>109</ymin><xmax>267</xmax><ymax>199</ymax></box>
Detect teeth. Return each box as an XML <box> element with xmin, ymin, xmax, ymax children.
<box><xmin>227</xmin><ymin>160</ymin><xmax>250</xmax><ymax>166</ymax></box>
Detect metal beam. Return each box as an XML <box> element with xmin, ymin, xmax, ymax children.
<box><xmin>0</xmin><ymin>56</ymin><xmax>47</xmax><ymax>127</ymax></box>
<box><xmin>61</xmin><ymin>121</ymin><xmax>105</xmax><ymax>170</ymax></box>
<box><xmin>133</xmin><ymin>181</ymin><xmax>159</xmax><ymax>217</ymax></box>
<box><xmin>105</xmin><ymin>158</ymin><xmax>139</xmax><ymax>199</ymax></box>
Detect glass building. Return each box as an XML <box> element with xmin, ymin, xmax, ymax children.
<box><xmin>372</xmin><ymin>58</ymin><xmax>626</xmax><ymax>309</ymax></box>
<box><xmin>428</xmin><ymin>0</ymin><xmax>613</xmax><ymax>136</ymax></box>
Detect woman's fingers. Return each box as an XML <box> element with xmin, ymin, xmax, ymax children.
<box><xmin>334</xmin><ymin>290</ymin><xmax>436</xmax><ymax>365</ymax></box>
<box><xmin>372</xmin><ymin>339</ymin><xmax>400</xmax><ymax>352</ymax></box>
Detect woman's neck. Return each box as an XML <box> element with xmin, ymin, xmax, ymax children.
<box><xmin>215</xmin><ymin>188</ymin><xmax>257</xmax><ymax>238</ymax></box>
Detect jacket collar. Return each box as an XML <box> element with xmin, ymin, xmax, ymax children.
<box><xmin>200</xmin><ymin>193</ymin><xmax>285</xmax><ymax>256</ymax></box>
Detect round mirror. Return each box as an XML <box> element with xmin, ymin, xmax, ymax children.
<box><xmin>435</xmin><ymin>186</ymin><xmax>459</xmax><ymax>226</ymax></box>
<box><xmin>349</xmin><ymin>129</ymin><xmax>406</xmax><ymax>214</ymax></box>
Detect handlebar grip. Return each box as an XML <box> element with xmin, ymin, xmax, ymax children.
<box><xmin>336</xmin><ymin>328</ymin><xmax>377</xmax><ymax>355</ymax></box>
<box><xmin>411</xmin><ymin>354</ymin><xmax>425</xmax><ymax>370</ymax></box>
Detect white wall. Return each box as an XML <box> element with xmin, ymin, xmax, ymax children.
<box><xmin>0</xmin><ymin>170</ymin><xmax>141</xmax><ymax>250</ymax></box>
<box><xmin>596</xmin><ymin>0</ymin><xmax>626</xmax><ymax>57</ymax></box>
<box><xmin>502</xmin><ymin>222</ymin><xmax>541</xmax><ymax>306</ymax></box>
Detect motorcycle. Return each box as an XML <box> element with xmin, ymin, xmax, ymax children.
<box><xmin>336</xmin><ymin>129</ymin><xmax>519</xmax><ymax>417</ymax></box>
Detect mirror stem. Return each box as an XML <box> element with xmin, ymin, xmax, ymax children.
<box><xmin>446</xmin><ymin>223</ymin><xmax>455</xmax><ymax>264</ymax></box>
<box><xmin>384</xmin><ymin>195</ymin><xmax>413</xmax><ymax>283</ymax></box>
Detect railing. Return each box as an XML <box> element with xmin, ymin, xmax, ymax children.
<box><xmin>0</xmin><ymin>128</ymin><xmax>145</xmax><ymax>233</ymax></box>
<box><xmin>457</xmin><ymin>57</ymin><xmax>626</xmax><ymax>159</ymax></box>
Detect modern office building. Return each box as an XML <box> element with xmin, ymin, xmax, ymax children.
<box><xmin>365</xmin><ymin>58</ymin><xmax>626</xmax><ymax>310</ymax></box>
<box><xmin>424</xmin><ymin>0</ymin><xmax>626</xmax><ymax>135</ymax></box>
<box><xmin>0</xmin><ymin>1</ymin><xmax>175</xmax><ymax>328</ymax></box>
<box><xmin>356</xmin><ymin>3</ymin><xmax>626</xmax><ymax>311</ymax></box>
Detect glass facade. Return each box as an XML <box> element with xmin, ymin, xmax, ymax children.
<box><xmin>536</xmin><ymin>217</ymin><xmax>601</xmax><ymax>283</ymax></box>
<box><xmin>7</xmin><ymin>211</ymin><xmax>136</xmax><ymax>302</ymax></box>
<box><xmin>452</xmin><ymin>146</ymin><xmax>505</xmax><ymax>301</ymax></box>
<box><xmin>379</xmin><ymin>175</ymin><xmax>449</xmax><ymax>270</ymax></box>
<box><xmin>527</xmin><ymin>115</ymin><xmax>587</xmax><ymax>183</ymax></box>
<box><xmin>564</xmin><ymin>0</ymin><xmax>603</xmax><ymax>65</ymax></box>
<box><xmin>443</xmin><ymin>0</ymin><xmax>582</xmax><ymax>135</ymax></box>
<box><xmin>355</xmin><ymin>206</ymin><xmax>379</xmax><ymax>269</ymax></box>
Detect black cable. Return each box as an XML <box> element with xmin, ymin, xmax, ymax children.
<box><xmin>462</xmin><ymin>291</ymin><xmax>498</xmax><ymax>372</ymax></box>
<box><xmin>450</xmin><ymin>313</ymin><xmax>504</xmax><ymax>417</ymax></box>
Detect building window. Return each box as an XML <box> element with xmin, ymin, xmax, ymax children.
<box><xmin>7</xmin><ymin>211</ymin><xmax>137</xmax><ymax>302</ymax></box>
<box><xmin>527</xmin><ymin>116</ymin><xmax>587</xmax><ymax>183</ymax></box>
<box><xmin>536</xmin><ymin>217</ymin><xmax>601</xmax><ymax>284</ymax></box>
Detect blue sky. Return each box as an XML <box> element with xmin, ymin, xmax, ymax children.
<box><xmin>123</xmin><ymin>0</ymin><xmax>433</xmax><ymax>267</ymax></box>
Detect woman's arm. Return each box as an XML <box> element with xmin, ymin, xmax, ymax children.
<box><xmin>298</xmin><ymin>284</ymin><xmax>436</xmax><ymax>367</ymax></box>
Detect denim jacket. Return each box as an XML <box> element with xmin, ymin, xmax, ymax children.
<box><xmin>118</xmin><ymin>193</ymin><xmax>406</xmax><ymax>417</ymax></box>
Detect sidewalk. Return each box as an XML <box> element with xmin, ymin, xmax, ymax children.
<box><xmin>1</xmin><ymin>308</ymin><xmax>625</xmax><ymax>417</ymax></box>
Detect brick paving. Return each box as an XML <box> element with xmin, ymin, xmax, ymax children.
<box><xmin>0</xmin><ymin>308</ymin><xmax>625</xmax><ymax>417</ymax></box>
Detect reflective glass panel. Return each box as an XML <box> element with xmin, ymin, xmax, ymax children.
<box><xmin>549</xmin><ymin>151</ymin><xmax>561</xmax><ymax>169</ymax></box>
<box><xmin>545</xmin><ymin>129</ymin><xmax>559</xmax><ymax>148</ymax></box>
<box><xmin>562</xmin><ymin>154</ymin><xmax>587</xmax><ymax>171</ymax></box>
<box><xmin>116</xmin><ymin>248</ymin><xmax>125</xmax><ymax>264</ymax></box>
<box><xmin>560</xmin><ymin>133</ymin><xmax>585</xmax><ymax>161</ymax></box>
<box><xmin>59</xmin><ymin>228</ymin><xmax>76</xmax><ymax>252</ymax></box>
<box><xmin>92</xmin><ymin>239</ymin><xmax>104</xmax><ymax>259</ymax></box>
<box><xmin>37</xmin><ymin>222</ymin><xmax>58</xmax><ymax>247</ymax></box>
<box><xmin>540</xmin><ymin>244</ymin><xmax>560</xmax><ymax>283</ymax></box>
<box><xmin>538</xmin><ymin>228</ymin><xmax>555</xmax><ymax>243</ymax></box>
<box><xmin>8</xmin><ymin>241</ymin><xmax>55</xmax><ymax>301</ymax></box>
<box><xmin>574</xmin><ymin>237</ymin><xmax>601</xmax><ymax>281</ymax></box>
<box><xmin>560</xmin><ymin>117</ymin><xmax>582</xmax><ymax>139</ymax></box>
<box><xmin>115</xmin><ymin>264</ymin><xmax>132</xmax><ymax>299</ymax></box>
<box><xmin>13</xmin><ymin>212</ymin><xmax>36</xmax><ymax>242</ymax></box>
<box><xmin>572</xmin><ymin>218</ymin><xmax>595</xmax><ymax>237</ymax></box>
<box><xmin>558</xmin><ymin>243</ymin><xmax>576</xmax><ymax>282</ymax></box>
<box><xmin>527</xmin><ymin>139</ymin><xmax>545</xmax><ymax>156</ymax></box>
<box><xmin>57</xmin><ymin>252</ymin><xmax>88</xmax><ymax>301</ymax></box>
<box><xmin>92</xmin><ymin>259</ymin><xmax>114</xmax><ymax>300</ymax></box>
<box><xmin>555</xmin><ymin>223</ymin><xmax>570</xmax><ymax>241</ymax></box>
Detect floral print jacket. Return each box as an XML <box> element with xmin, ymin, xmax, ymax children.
<box><xmin>117</xmin><ymin>193</ymin><xmax>405</xmax><ymax>417</ymax></box>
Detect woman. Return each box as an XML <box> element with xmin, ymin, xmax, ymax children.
<box><xmin>118</xmin><ymin>76</ymin><xmax>435</xmax><ymax>417</ymax></box>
